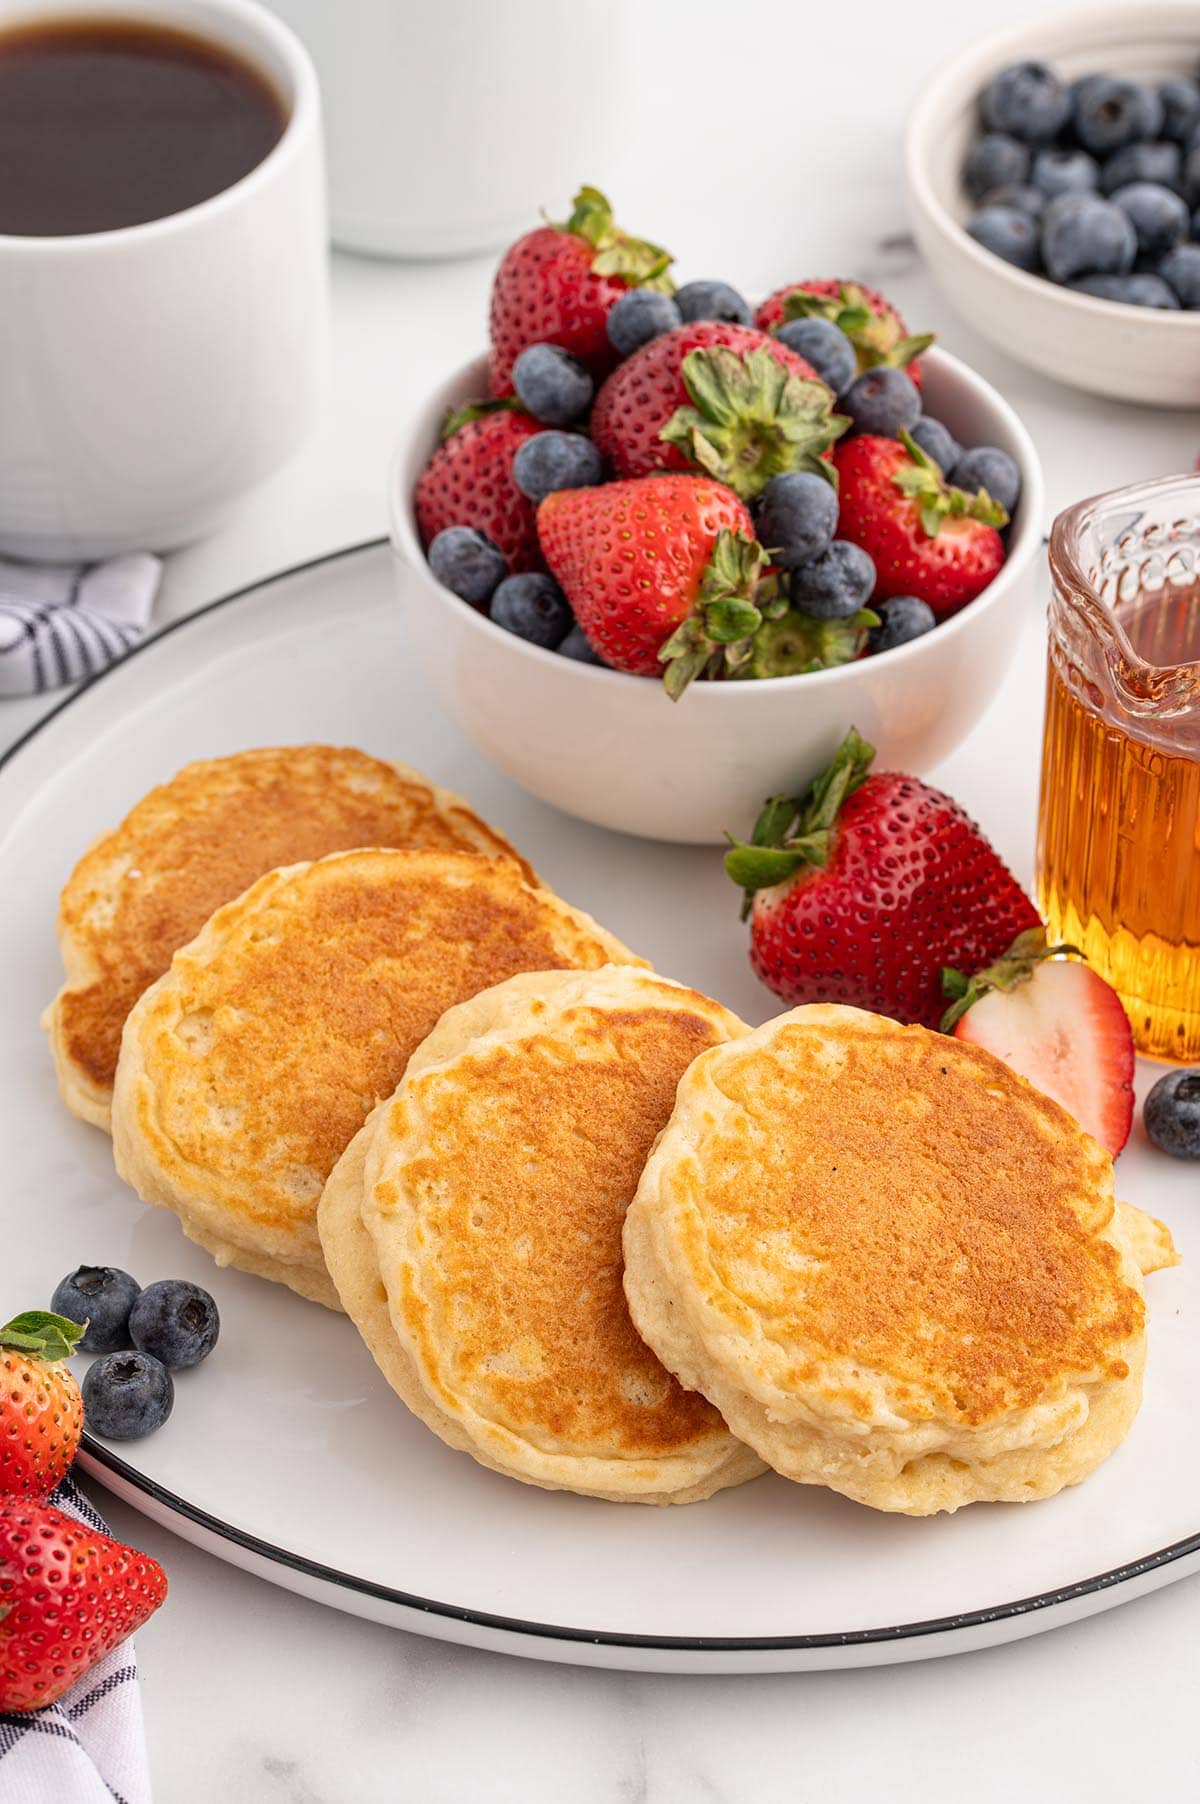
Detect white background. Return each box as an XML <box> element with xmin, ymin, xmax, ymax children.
<box><xmin>4</xmin><ymin>0</ymin><xmax>1200</xmax><ymax>1796</ymax></box>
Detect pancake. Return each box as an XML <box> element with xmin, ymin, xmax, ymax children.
<box><xmin>319</xmin><ymin>966</ymin><xmax>765</xmax><ymax>1503</ymax></box>
<box><xmin>45</xmin><ymin>745</ymin><xmax>534</xmax><ymax>1132</ymax></box>
<box><xmin>112</xmin><ymin>850</ymin><xmax>638</xmax><ymax>1309</ymax></box>
<box><xmin>623</xmin><ymin>1004</ymin><xmax>1173</xmax><ymax>1516</ymax></box>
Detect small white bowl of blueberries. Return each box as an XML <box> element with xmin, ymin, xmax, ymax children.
<box><xmin>905</xmin><ymin>1</ymin><xmax>1200</xmax><ymax>405</ymax></box>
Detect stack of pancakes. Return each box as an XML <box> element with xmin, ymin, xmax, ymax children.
<box><xmin>45</xmin><ymin>745</ymin><xmax>1178</xmax><ymax>1514</ymax></box>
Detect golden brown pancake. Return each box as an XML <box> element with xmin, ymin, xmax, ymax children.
<box><xmin>320</xmin><ymin>967</ymin><xmax>764</xmax><ymax>1502</ymax></box>
<box><xmin>624</xmin><ymin>1004</ymin><xmax>1172</xmax><ymax>1515</ymax></box>
<box><xmin>45</xmin><ymin>745</ymin><xmax>533</xmax><ymax>1130</ymax></box>
<box><xmin>112</xmin><ymin>850</ymin><xmax>639</xmax><ymax>1309</ymax></box>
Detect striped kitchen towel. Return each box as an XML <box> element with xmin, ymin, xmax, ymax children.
<box><xmin>0</xmin><ymin>1475</ymin><xmax>152</xmax><ymax>1804</ymax></box>
<box><xmin>0</xmin><ymin>555</ymin><xmax>161</xmax><ymax>698</ymax></box>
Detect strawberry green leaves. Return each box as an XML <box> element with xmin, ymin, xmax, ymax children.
<box><xmin>660</xmin><ymin>346</ymin><xmax>848</xmax><ymax>501</ymax></box>
<box><xmin>939</xmin><ymin>928</ymin><xmax>1081</xmax><ymax>1033</ymax></box>
<box><xmin>724</xmin><ymin>727</ymin><xmax>876</xmax><ymax>908</ymax></box>
<box><xmin>894</xmin><ymin>432</ymin><xmax>1009</xmax><ymax>539</ymax></box>
<box><xmin>658</xmin><ymin>530</ymin><xmax>768</xmax><ymax>700</ymax></box>
<box><xmin>561</xmin><ymin>185</ymin><xmax>674</xmax><ymax>290</ymax></box>
<box><xmin>780</xmin><ymin>283</ymin><xmax>934</xmax><ymax>372</ymax></box>
<box><xmin>743</xmin><ymin>607</ymin><xmax>878</xmax><ymax>680</ymax></box>
<box><xmin>0</xmin><ymin>1312</ymin><xmax>85</xmax><ymax>1363</ymax></box>
<box><xmin>440</xmin><ymin>396</ymin><xmax>524</xmax><ymax>441</ymax></box>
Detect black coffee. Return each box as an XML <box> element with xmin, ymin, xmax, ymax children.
<box><xmin>0</xmin><ymin>16</ymin><xmax>287</xmax><ymax>236</ymax></box>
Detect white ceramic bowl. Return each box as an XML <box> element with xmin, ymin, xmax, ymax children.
<box><xmin>905</xmin><ymin>1</ymin><xmax>1200</xmax><ymax>408</ymax></box>
<box><xmin>389</xmin><ymin>348</ymin><xmax>1044</xmax><ymax>845</ymax></box>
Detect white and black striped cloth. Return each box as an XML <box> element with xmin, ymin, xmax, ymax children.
<box><xmin>0</xmin><ymin>555</ymin><xmax>160</xmax><ymax>698</ymax></box>
<box><xmin>0</xmin><ymin>1476</ymin><xmax>152</xmax><ymax>1804</ymax></box>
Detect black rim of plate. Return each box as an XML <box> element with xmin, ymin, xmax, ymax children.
<box><xmin>5</xmin><ymin>536</ymin><xmax>1198</xmax><ymax>1658</ymax></box>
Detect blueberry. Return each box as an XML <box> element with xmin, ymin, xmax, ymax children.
<box><xmin>868</xmin><ymin>596</ymin><xmax>937</xmax><ymax>652</ymax></box>
<box><xmin>1159</xmin><ymin>78</ymin><xmax>1200</xmax><ymax>144</ymax></box>
<box><xmin>1030</xmin><ymin>148</ymin><xmax>1099</xmax><ymax>200</ymax></box>
<box><xmin>979</xmin><ymin>182</ymin><xmax>1046</xmax><ymax>221</ymax></box>
<box><xmin>1073</xmin><ymin>76</ymin><xmax>1163</xmax><ymax>156</ymax></box>
<box><xmin>490</xmin><ymin>572</ymin><xmax>572</xmax><ymax>649</ymax></box>
<box><xmin>951</xmin><ymin>446</ymin><xmax>1021</xmax><ymax>515</ymax></box>
<box><xmin>1099</xmin><ymin>141</ymin><xmax>1182</xmax><ymax>195</ymax></box>
<box><xmin>1144</xmin><ymin>1069</ymin><xmax>1200</xmax><ymax>1157</ymax></box>
<box><xmin>1041</xmin><ymin>193</ymin><xmax>1136</xmax><ymax>282</ymax></box>
<box><xmin>129</xmin><ymin>1279</ymin><xmax>219</xmax><ymax>1370</ymax></box>
<box><xmin>1110</xmin><ymin>182</ymin><xmax>1190</xmax><ymax>258</ymax></box>
<box><xmin>50</xmin><ymin>1266</ymin><xmax>141</xmax><ymax>1354</ymax></box>
<box><xmin>1069</xmin><ymin>272</ymin><xmax>1180</xmax><ymax>308</ymax></box>
<box><xmin>841</xmin><ymin>366</ymin><xmax>921</xmax><ymax>438</ymax></box>
<box><xmin>980</xmin><ymin>62</ymin><xmax>1069</xmax><ymax>143</ymax></box>
<box><xmin>1158</xmin><ymin>241</ymin><xmax>1200</xmax><ymax>306</ymax></box>
<box><xmin>967</xmin><ymin>204</ymin><xmax>1041</xmax><ymax>272</ymax></box>
<box><xmin>511</xmin><ymin>344</ymin><xmax>593</xmax><ymax>426</ymax></box>
<box><xmin>558</xmin><ymin>624</ymin><xmax>603</xmax><ymax>664</ymax></box>
<box><xmin>673</xmin><ymin>280</ymin><xmax>753</xmax><ymax>326</ymax></box>
<box><xmin>427</xmin><ymin>526</ymin><xmax>506</xmax><ymax>605</ymax></box>
<box><xmin>789</xmin><ymin>541</ymin><xmax>876</xmax><ymax>620</ymax></box>
<box><xmin>754</xmin><ymin>471</ymin><xmax>839</xmax><ymax>569</ymax></box>
<box><xmin>82</xmin><ymin>1350</ymin><xmax>173</xmax><ymax>1440</ymax></box>
<box><xmin>1183</xmin><ymin>146</ymin><xmax>1200</xmax><ymax>208</ymax></box>
<box><xmin>908</xmin><ymin>416</ymin><xmax>962</xmax><ymax>473</ymax></box>
<box><xmin>606</xmin><ymin>289</ymin><xmax>682</xmax><ymax>357</ymax></box>
<box><xmin>512</xmin><ymin>431</ymin><xmax>604</xmax><ymax>502</ymax></box>
<box><xmin>774</xmin><ymin>318</ymin><xmax>857</xmax><ymax>395</ymax></box>
<box><xmin>964</xmin><ymin>133</ymin><xmax>1030</xmax><ymax>202</ymax></box>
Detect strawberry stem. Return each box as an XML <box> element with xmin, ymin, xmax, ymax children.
<box><xmin>939</xmin><ymin>927</ymin><xmax>1081</xmax><ymax>1032</ymax></box>
<box><xmin>440</xmin><ymin>397</ymin><xmax>523</xmax><ymax>441</ymax></box>
<box><xmin>660</xmin><ymin>347</ymin><xmax>847</xmax><ymax>501</ymax></box>
<box><xmin>560</xmin><ymin>184</ymin><xmax>674</xmax><ymax>289</ymax></box>
<box><xmin>0</xmin><ymin>1311</ymin><xmax>86</xmax><ymax>1362</ymax></box>
<box><xmin>779</xmin><ymin>284</ymin><xmax>935</xmax><ymax>372</ymax></box>
<box><xmin>724</xmin><ymin>727</ymin><xmax>876</xmax><ymax>910</ymax></box>
<box><xmin>894</xmin><ymin>432</ymin><xmax>1009</xmax><ymax>537</ymax></box>
<box><xmin>658</xmin><ymin>531</ymin><xmax>768</xmax><ymax>700</ymax></box>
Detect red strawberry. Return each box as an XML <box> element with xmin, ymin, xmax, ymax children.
<box><xmin>414</xmin><ymin>401</ymin><xmax>544</xmax><ymax>581</ymax></box>
<box><xmin>941</xmin><ymin>932</ymin><xmax>1135</xmax><ymax>1157</ymax></box>
<box><xmin>0</xmin><ymin>1313</ymin><xmax>84</xmax><ymax>1501</ymax></box>
<box><xmin>725</xmin><ymin>729</ymin><xmax>1040</xmax><ymax>1028</ymax></box>
<box><xmin>538</xmin><ymin>475</ymin><xmax>771</xmax><ymax>695</ymax></box>
<box><xmin>590</xmin><ymin>323</ymin><xmax>845</xmax><ymax>499</ymax></box>
<box><xmin>755</xmin><ymin>279</ymin><xmax>933</xmax><ymax>387</ymax></box>
<box><xmin>834</xmin><ymin>433</ymin><xmax>1007</xmax><ymax>619</ymax></box>
<box><xmin>489</xmin><ymin>185</ymin><xmax>672</xmax><ymax>397</ymax></box>
<box><xmin>0</xmin><ymin>1497</ymin><xmax>167</xmax><ymax>1711</ymax></box>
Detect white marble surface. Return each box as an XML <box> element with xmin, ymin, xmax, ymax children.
<box><xmin>4</xmin><ymin>0</ymin><xmax>1200</xmax><ymax>1794</ymax></box>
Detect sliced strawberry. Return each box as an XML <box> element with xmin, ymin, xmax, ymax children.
<box><xmin>488</xmin><ymin>185</ymin><xmax>672</xmax><ymax>397</ymax></box>
<box><xmin>942</xmin><ymin>932</ymin><xmax>1135</xmax><ymax>1156</ymax></box>
<box><xmin>756</xmin><ymin>279</ymin><xmax>933</xmax><ymax>387</ymax></box>
<box><xmin>590</xmin><ymin>322</ymin><xmax>844</xmax><ymax>498</ymax></box>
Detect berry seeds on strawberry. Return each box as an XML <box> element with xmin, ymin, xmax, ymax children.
<box><xmin>833</xmin><ymin>431</ymin><xmax>1008</xmax><ymax>618</ymax></box>
<box><xmin>414</xmin><ymin>400</ymin><xmax>544</xmax><ymax>584</ymax></box>
<box><xmin>756</xmin><ymin>279</ymin><xmax>933</xmax><ymax>388</ymax></box>
<box><xmin>725</xmin><ymin>728</ymin><xmax>1040</xmax><ymax>1027</ymax></box>
<box><xmin>0</xmin><ymin>1311</ymin><xmax>84</xmax><ymax>1501</ymax></box>
<box><xmin>590</xmin><ymin>321</ymin><xmax>847</xmax><ymax>497</ymax></box>
<box><xmin>941</xmin><ymin>931</ymin><xmax>1135</xmax><ymax>1157</ymax></box>
<box><xmin>0</xmin><ymin>1497</ymin><xmax>167</xmax><ymax>1712</ymax></box>
<box><xmin>488</xmin><ymin>185</ymin><xmax>673</xmax><ymax>397</ymax></box>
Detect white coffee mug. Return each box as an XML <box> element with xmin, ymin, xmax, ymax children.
<box><xmin>0</xmin><ymin>0</ymin><xmax>328</xmax><ymax>559</ymax></box>
<box><xmin>268</xmin><ymin>0</ymin><xmax>630</xmax><ymax>259</ymax></box>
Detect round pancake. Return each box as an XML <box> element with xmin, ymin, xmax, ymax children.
<box><xmin>321</xmin><ymin>967</ymin><xmax>765</xmax><ymax>1503</ymax></box>
<box><xmin>45</xmin><ymin>745</ymin><xmax>534</xmax><ymax>1132</ymax></box>
<box><xmin>623</xmin><ymin>1004</ymin><xmax>1159</xmax><ymax>1516</ymax></box>
<box><xmin>112</xmin><ymin>851</ymin><xmax>639</xmax><ymax>1310</ymax></box>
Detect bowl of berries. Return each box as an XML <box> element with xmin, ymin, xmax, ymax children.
<box><xmin>390</xmin><ymin>187</ymin><xmax>1043</xmax><ymax>844</ymax></box>
<box><xmin>905</xmin><ymin>2</ymin><xmax>1200</xmax><ymax>406</ymax></box>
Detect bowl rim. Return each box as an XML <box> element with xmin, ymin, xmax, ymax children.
<box><xmin>904</xmin><ymin>0</ymin><xmax>1200</xmax><ymax>330</ymax></box>
<box><xmin>389</xmin><ymin>344</ymin><xmax>1046</xmax><ymax>705</ymax></box>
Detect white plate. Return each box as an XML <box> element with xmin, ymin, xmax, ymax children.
<box><xmin>1</xmin><ymin>541</ymin><xmax>1195</xmax><ymax>1675</ymax></box>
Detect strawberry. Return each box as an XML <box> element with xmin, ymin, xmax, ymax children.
<box><xmin>941</xmin><ymin>931</ymin><xmax>1135</xmax><ymax>1157</ymax></box>
<box><xmin>489</xmin><ymin>185</ymin><xmax>672</xmax><ymax>397</ymax></box>
<box><xmin>591</xmin><ymin>323</ymin><xmax>845</xmax><ymax>499</ymax></box>
<box><xmin>726</xmin><ymin>729</ymin><xmax>1040</xmax><ymax>1027</ymax></box>
<box><xmin>755</xmin><ymin>279</ymin><xmax>933</xmax><ymax>388</ymax></box>
<box><xmin>414</xmin><ymin>400</ymin><xmax>544</xmax><ymax>580</ymax></box>
<box><xmin>833</xmin><ymin>432</ymin><xmax>1007</xmax><ymax>619</ymax></box>
<box><xmin>0</xmin><ymin>1497</ymin><xmax>167</xmax><ymax>1711</ymax></box>
<box><xmin>0</xmin><ymin>1313</ymin><xmax>84</xmax><ymax>1502</ymax></box>
<box><xmin>537</xmin><ymin>475</ymin><xmax>778</xmax><ymax>696</ymax></box>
